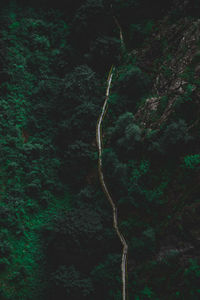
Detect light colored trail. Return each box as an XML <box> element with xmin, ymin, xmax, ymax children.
<box><xmin>96</xmin><ymin>66</ymin><xmax>128</xmax><ymax>300</ymax></box>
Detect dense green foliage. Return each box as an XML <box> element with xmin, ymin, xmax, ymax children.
<box><xmin>1</xmin><ymin>0</ymin><xmax>200</xmax><ymax>299</ymax></box>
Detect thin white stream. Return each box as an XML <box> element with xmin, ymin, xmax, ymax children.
<box><xmin>96</xmin><ymin>66</ymin><xmax>128</xmax><ymax>300</ymax></box>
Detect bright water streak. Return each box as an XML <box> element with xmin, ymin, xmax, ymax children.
<box><xmin>96</xmin><ymin>67</ymin><xmax>128</xmax><ymax>300</ymax></box>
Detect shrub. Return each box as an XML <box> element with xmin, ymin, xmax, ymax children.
<box><xmin>183</xmin><ymin>154</ymin><xmax>200</xmax><ymax>170</ymax></box>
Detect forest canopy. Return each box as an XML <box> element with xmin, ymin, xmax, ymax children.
<box><xmin>0</xmin><ymin>0</ymin><xmax>200</xmax><ymax>299</ymax></box>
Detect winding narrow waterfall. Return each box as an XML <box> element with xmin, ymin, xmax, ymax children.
<box><xmin>96</xmin><ymin>66</ymin><xmax>128</xmax><ymax>300</ymax></box>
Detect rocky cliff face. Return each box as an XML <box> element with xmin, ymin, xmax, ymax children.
<box><xmin>135</xmin><ymin>15</ymin><xmax>200</xmax><ymax>129</ymax></box>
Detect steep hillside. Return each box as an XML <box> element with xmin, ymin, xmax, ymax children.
<box><xmin>103</xmin><ymin>3</ymin><xmax>200</xmax><ymax>299</ymax></box>
<box><xmin>0</xmin><ymin>1</ymin><xmax>200</xmax><ymax>299</ymax></box>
